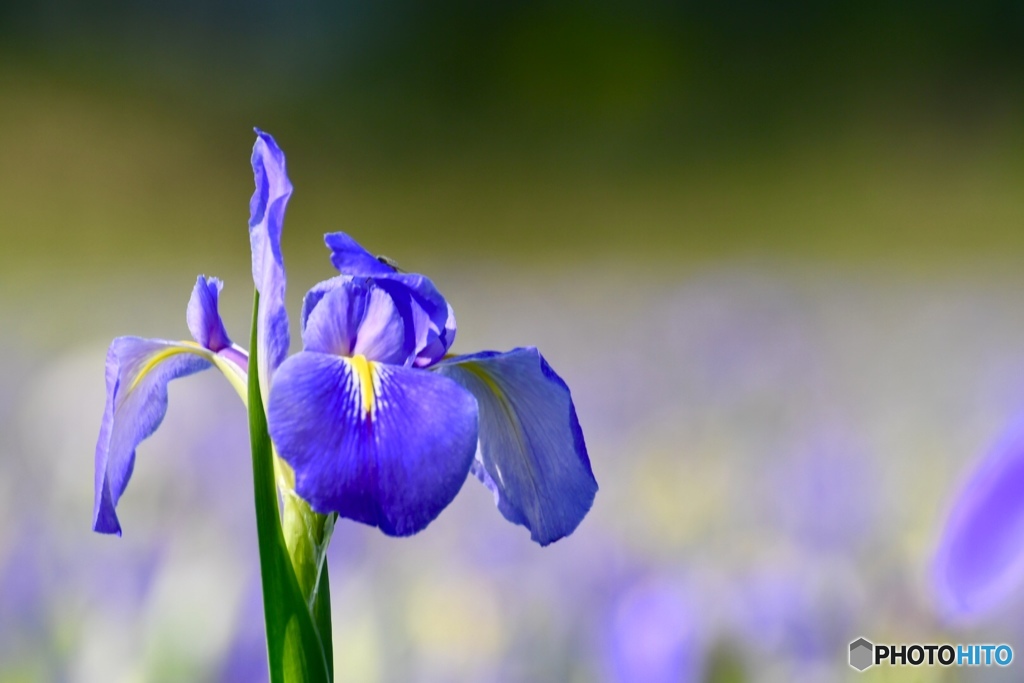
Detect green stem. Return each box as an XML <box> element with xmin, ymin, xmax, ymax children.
<box><xmin>248</xmin><ymin>290</ymin><xmax>334</xmax><ymax>683</ymax></box>
<box><xmin>282</xmin><ymin>487</ymin><xmax>337</xmax><ymax>674</ymax></box>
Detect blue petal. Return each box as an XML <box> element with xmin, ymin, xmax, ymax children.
<box><xmin>299</xmin><ymin>276</ymin><xmax>344</xmax><ymax>332</ymax></box>
<box><xmin>933</xmin><ymin>420</ymin><xmax>1024</xmax><ymax>619</ymax></box>
<box><xmin>415</xmin><ymin>299</ymin><xmax>456</xmax><ymax>369</ymax></box>
<box><xmin>323</xmin><ymin>232</ymin><xmax>395</xmax><ymax>276</ymax></box>
<box><xmin>302</xmin><ymin>279</ymin><xmax>412</xmax><ymax>366</ymax></box>
<box><xmin>323</xmin><ymin>232</ymin><xmax>456</xmax><ymax>366</ymax></box>
<box><xmin>250</xmin><ymin>129</ymin><xmax>292</xmax><ymax>395</ymax></box>
<box><xmin>93</xmin><ymin>337</ymin><xmax>212</xmax><ymax>535</ymax></box>
<box><xmin>433</xmin><ymin>347</ymin><xmax>596</xmax><ymax>546</ymax></box>
<box><xmin>267</xmin><ymin>351</ymin><xmax>478</xmax><ymax>536</ymax></box>
<box><xmin>302</xmin><ymin>273</ymin><xmax>450</xmax><ymax>368</ymax></box>
<box><xmin>186</xmin><ymin>275</ymin><xmax>232</xmax><ymax>352</ymax></box>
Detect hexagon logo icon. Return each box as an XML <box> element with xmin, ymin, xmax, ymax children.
<box><xmin>849</xmin><ymin>637</ymin><xmax>874</xmax><ymax>671</ymax></box>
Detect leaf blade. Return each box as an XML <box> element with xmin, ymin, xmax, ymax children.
<box><xmin>249</xmin><ymin>290</ymin><xmax>333</xmax><ymax>683</ymax></box>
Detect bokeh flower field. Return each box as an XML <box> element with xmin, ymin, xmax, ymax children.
<box><xmin>6</xmin><ymin>4</ymin><xmax>1024</xmax><ymax>680</ymax></box>
<box><xmin>8</xmin><ymin>253</ymin><xmax>1024</xmax><ymax>680</ymax></box>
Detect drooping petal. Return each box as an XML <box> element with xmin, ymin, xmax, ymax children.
<box><xmin>187</xmin><ymin>275</ymin><xmax>232</xmax><ymax>352</ymax></box>
<box><xmin>323</xmin><ymin>232</ymin><xmax>456</xmax><ymax>366</ymax></box>
<box><xmin>433</xmin><ymin>347</ymin><xmax>596</xmax><ymax>546</ymax></box>
<box><xmin>933</xmin><ymin>420</ymin><xmax>1024</xmax><ymax>619</ymax></box>
<box><xmin>93</xmin><ymin>337</ymin><xmax>213</xmax><ymax>535</ymax></box>
<box><xmin>267</xmin><ymin>351</ymin><xmax>478</xmax><ymax>537</ymax></box>
<box><xmin>249</xmin><ymin>129</ymin><xmax>292</xmax><ymax>397</ymax></box>
<box><xmin>302</xmin><ymin>279</ymin><xmax>411</xmax><ymax>366</ymax></box>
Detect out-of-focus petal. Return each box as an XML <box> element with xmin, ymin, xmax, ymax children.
<box><xmin>606</xmin><ymin>579</ymin><xmax>701</xmax><ymax>683</ymax></box>
<box><xmin>302</xmin><ymin>279</ymin><xmax>410</xmax><ymax>366</ymax></box>
<box><xmin>933</xmin><ymin>421</ymin><xmax>1024</xmax><ymax>619</ymax></box>
<box><xmin>187</xmin><ymin>275</ymin><xmax>232</xmax><ymax>352</ymax></box>
<box><xmin>323</xmin><ymin>232</ymin><xmax>456</xmax><ymax>366</ymax></box>
<box><xmin>93</xmin><ymin>337</ymin><xmax>212</xmax><ymax>535</ymax></box>
<box><xmin>249</xmin><ymin>129</ymin><xmax>292</xmax><ymax>396</ymax></box>
<box><xmin>267</xmin><ymin>351</ymin><xmax>478</xmax><ymax>537</ymax></box>
<box><xmin>433</xmin><ymin>347</ymin><xmax>597</xmax><ymax>546</ymax></box>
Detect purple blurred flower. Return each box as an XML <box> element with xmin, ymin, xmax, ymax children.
<box><xmin>730</xmin><ymin>566</ymin><xmax>857</xmax><ymax>664</ymax></box>
<box><xmin>763</xmin><ymin>428</ymin><xmax>876</xmax><ymax>553</ymax></box>
<box><xmin>218</xmin><ymin>579</ymin><xmax>270</xmax><ymax>683</ymax></box>
<box><xmin>0</xmin><ymin>526</ymin><xmax>50</xmax><ymax>634</ymax></box>
<box><xmin>604</xmin><ymin>578</ymin><xmax>701</xmax><ymax>683</ymax></box>
<box><xmin>93</xmin><ymin>129</ymin><xmax>597</xmax><ymax>546</ymax></box>
<box><xmin>933</xmin><ymin>419</ymin><xmax>1024</xmax><ymax>619</ymax></box>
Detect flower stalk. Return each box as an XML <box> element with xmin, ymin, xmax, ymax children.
<box><xmin>248</xmin><ymin>291</ymin><xmax>334</xmax><ymax>683</ymax></box>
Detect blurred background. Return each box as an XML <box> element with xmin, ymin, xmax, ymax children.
<box><xmin>4</xmin><ymin>2</ymin><xmax>1024</xmax><ymax>681</ymax></box>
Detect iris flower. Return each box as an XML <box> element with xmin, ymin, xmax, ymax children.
<box><xmin>93</xmin><ymin>129</ymin><xmax>597</xmax><ymax>547</ymax></box>
<box><xmin>92</xmin><ymin>275</ymin><xmax>248</xmax><ymax>536</ymax></box>
<box><xmin>933</xmin><ymin>419</ymin><xmax>1024</xmax><ymax>619</ymax></box>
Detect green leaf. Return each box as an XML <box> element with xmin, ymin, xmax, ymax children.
<box><xmin>248</xmin><ymin>291</ymin><xmax>333</xmax><ymax>683</ymax></box>
<box><xmin>313</xmin><ymin>561</ymin><xmax>334</xmax><ymax>676</ymax></box>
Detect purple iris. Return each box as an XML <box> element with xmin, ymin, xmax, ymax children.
<box><xmin>93</xmin><ymin>129</ymin><xmax>597</xmax><ymax>546</ymax></box>
<box><xmin>604</xmin><ymin>579</ymin><xmax>701</xmax><ymax>683</ymax></box>
<box><xmin>93</xmin><ymin>276</ymin><xmax>249</xmax><ymax>536</ymax></box>
<box><xmin>933</xmin><ymin>419</ymin><xmax>1024</xmax><ymax>619</ymax></box>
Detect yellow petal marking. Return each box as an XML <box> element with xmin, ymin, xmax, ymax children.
<box><xmin>127</xmin><ymin>342</ymin><xmax>199</xmax><ymax>392</ymax></box>
<box><xmin>460</xmin><ymin>361</ymin><xmax>537</xmax><ymax>494</ymax></box>
<box><xmin>127</xmin><ymin>340</ymin><xmax>248</xmax><ymax>405</ymax></box>
<box><xmin>348</xmin><ymin>354</ymin><xmax>377</xmax><ymax>417</ymax></box>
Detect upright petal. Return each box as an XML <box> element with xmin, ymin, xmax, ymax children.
<box><xmin>93</xmin><ymin>337</ymin><xmax>213</xmax><ymax>535</ymax></box>
<box><xmin>187</xmin><ymin>275</ymin><xmax>232</xmax><ymax>352</ymax></box>
<box><xmin>249</xmin><ymin>129</ymin><xmax>292</xmax><ymax>396</ymax></box>
<box><xmin>405</xmin><ymin>295</ymin><xmax>456</xmax><ymax>369</ymax></box>
<box><xmin>302</xmin><ymin>279</ymin><xmax>411</xmax><ymax>366</ymax></box>
<box><xmin>324</xmin><ymin>232</ymin><xmax>456</xmax><ymax>366</ymax></box>
<box><xmin>267</xmin><ymin>351</ymin><xmax>478</xmax><ymax>537</ymax></box>
<box><xmin>933</xmin><ymin>420</ymin><xmax>1024</xmax><ymax>619</ymax></box>
<box><xmin>434</xmin><ymin>348</ymin><xmax>596</xmax><ymax>546</ymax></box>
<box><xmin>300</xmin><ymin>275</ymin><xmax>349</xmax><ymax>333</ymax></box>
<box><xmin>302</xmin><ymin>274</ymin><xmax>445</xmax><ymax>367</ymax></box>
<box><xmin>323</xmin><ymin>231</ymin><xmax>396</xmax><ymax>276</ymax></box>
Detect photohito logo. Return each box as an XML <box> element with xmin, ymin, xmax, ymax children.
<box><xmin>848</xmin><ymin>637</ymin><xmax>1013</xmax><ymax>672</ymax></box>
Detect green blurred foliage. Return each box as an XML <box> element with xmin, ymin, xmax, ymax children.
<box><xmin>4</xmin><ymin>2</ymin><xmax>1024</xmax><ymax>271</ymax></box>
